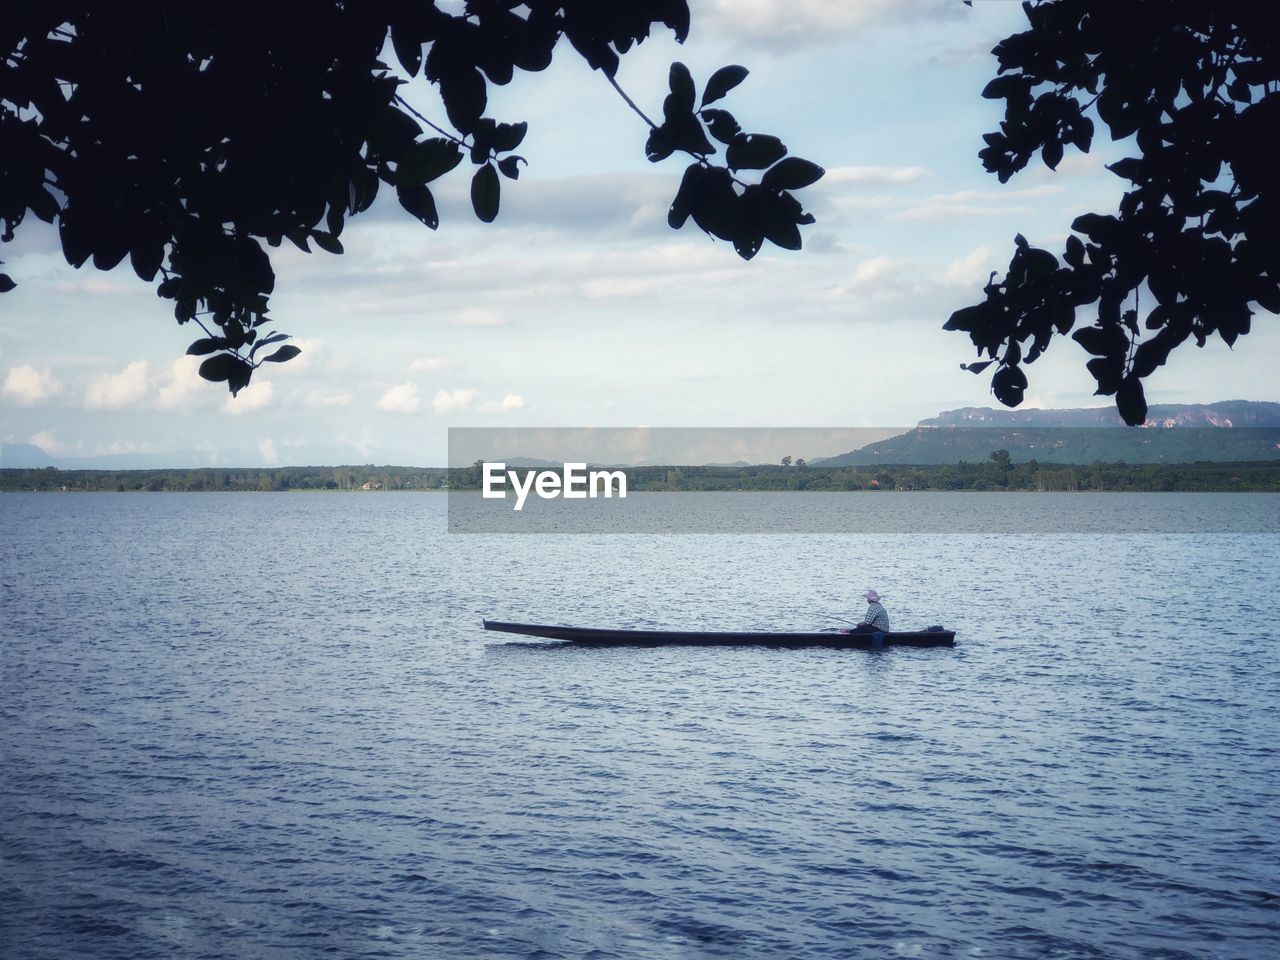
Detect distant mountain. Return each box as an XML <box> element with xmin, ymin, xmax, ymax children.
<box><xmin>920</xmin><ymin>400</ymin><xmax>1280</xmax><ymax>428</ymax></box>
<box><xmin>815</xmin><ymin>401</ymin><xmax>1280</xmax><ymax>466</ymax></box>
<box><xmin>0</xmin><ymin>443</ymin><xmax>55</xmax><ymax>468</ymax></box>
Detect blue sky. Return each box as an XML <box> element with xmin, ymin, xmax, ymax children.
<box><xmin>2</xmin><ymin>0</ymin><xmax>1276</xmax><ymax>467</ymax></box>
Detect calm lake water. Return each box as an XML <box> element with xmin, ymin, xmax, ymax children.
<box><xmin>3</xmin><ymin>492</ymin><xmax>1279</xmax><ymax>959</ymax></box>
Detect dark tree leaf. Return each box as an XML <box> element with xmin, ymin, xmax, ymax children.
<box><xmin>397</xmin><ymin>184</ymin><xmax>440</xmax><ymax>229</ymax></box>
<box><xmin>1073</xmin><ymin>324</ymin><xmax>1125</xmax><ymax>357</ymax></box>
<box><xmin>688</xmin><ymin>167</ymin><xmax>740</xmax><ymax>242</ymax></box>
<box><xmin>1115</xmin><ymin>376</ymin><xmax>1147</xmax><ymax>425</ymax></box>
<box><xmin>91</xmin><ymin>234</ymin><xmax>130</xmax><ymax>271</ymax></box>
<box><xmin>1023</xmin><ymin>247</ymin><xmax>1058</xmax><ymax>276</ymax></box>
<box><xmin>733</xmin><ymin>231</ymin><xmax>764</xmax><ymax>260</ymax></box>
<box><xmin>1130</xmin><ymin>325</ymin><xmax>1189</xmax><ymax>378</ymax></box>
<box><xmin>392</xmin><ymin>26</ymin><xmax>423</xmax><ymax>77</ymax></box>
<box><xmin>701</xmin><ymin>65</ymin><xmax>748</xmax><ymax>107</ymax></box>
<box><xmin>492</xmin><ymin>121</ymin><xmax>528</xmax><ymax>153</ymax></box>
<box><xmin>700</xmin><ymin>109</ymin><xmax>741</xmax><ymax>145</ymax></box>
<box><xmin>645</xmin><ymin>127</ymin><xmax>675</xmax><ymax>163</ymax></box>
<box><xmin>1071</xmin><ymin>213</ymin><xmax>1121</xmax><ymax>245</ymax></box>
<box><xmin>198</xmin><ymin>353</ymin><xmax>253</xmax><ymax>395</ymax></box>
<box><xmin>981</xmin><ymin>74</ymin><xmax>1031</xmax><ymax>103</ymax></box>
<box><xmin>757</xmin><ymin>190</ymin><xmax>802</xmax><ymax>250</ymax></box>
<box><xmin>669</xmin><ymin>163</ymin><xmax>705</xmax><ymax>229</ymax></box>
<box><xmin>28</xmin><ymin>187</ymin><xmax>60</xmax><ymax>223</ymax></box>
<box><xmin>250</xmin><ymin>332</ymin><xmax>290</xmax><ymax>358</ymax></box>
<box><xmin>962</xmin><ymin>360</ymin><xmax>995</xmax><ymax>374</ymax></box>
<box><xmin>943</xmin><ymin>303</ymin><xmax>990</xmax><ymax>333</ymax></box>
<box><xmin>470</xmin><ymin>118</ymin><xmax>496</xmax><ymax>163</ymax></box>
<box><xmin>669</xmin><ymin>62</ymin><xmax>696</xmax><ymax>113</ymax></box>
<box><xmin>497</xmin><ymin>156</ymin><xmax>522</xmax><ymax>180</ymax></box>
<box><xmin>310</xmin><ymin>230</ymin><xmax>344</xmax><ymax>255</ymax></box>
<box><xmin>668</xmin><ymin>112</ymin><xmax>716</xmax><ymax>156</ymax></box>
<box><xmin>1107</xmin><ymin>158</ymin><xmax>1144</xmax><ymax>182</ymax></box>
<box><xmin>1068</xmin><ymin>115</ymin><xmax>1094</xmax><ymax>151</ymax></box>
<box><xmin>398</xmin><ymin>138</ymin><xmax>464</xmax><ymax>185</ymax></box>
<box><xmin>235</xmin><ymin>236</ymin><xmax>275</xmax><ymax>296</ymax></box>
<box><xmin>1085</xmin><ymin>356</ymin><xmax>1124</xmax><ymax>395</ymax></box>
<box><xmin>727</xmin><ymin>134</ymin><xmax>787</xmax><ymax>171</ymax></box>
<box><xmin>471</xmin><ymin>163</ymin><xmax>500</xmax><ymax>222</ymax></box>
<box><xmin>262</xmin><ymin>344</ymin><xmax>301</xmax><ymax>363</ymax></box>
<box><xmin>186</xmin><ymin>337</ymin><xmax>224</xmax><ymax>356</ymax></box>
<box><xmin>1063</xmin><ymin>234</ymin><xmax>1086</xmax><ymax>268</ymax></box>
<box><xmin>0</xmin><ymin>274</ymin><xmax>15</xmax><ymax>293</ymax></box>
<box><xmin>440</xmin><ymin>66</ymin><xmax>487</xmax><ymax>135</ymax></box>
<box><xmin>348</xmin><ymin>168</ymin><xmax>379</xmax><ymax>215</ymax></box>
<box><xmin>1253</xmin><ymin>278</ymin><xmax>1280</xmax><ymax>314</ymax></box>
<box><xmin>762</xmin><ymin>157</ymin><xmax>825</xmax><ymax>191</ymax></box>
<box><xmin>56</xmin><ymin>209</ymin><xmax>90</xmax><ymax>269</ymax></box>
<box><xmin>991</xmin><ymin>364</ymin><xmax>1028</xmax><ymax>407</ymax></box>
<box><xmin>1041</xmin><ymin>139</ymin><xmax>1063</xmax><ymax>170</ymax></box>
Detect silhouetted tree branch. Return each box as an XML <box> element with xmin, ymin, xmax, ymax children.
<box><xmin>948</xmin><ymin>0</ymin><xmax>1280</xmax><ymax>424</ymax></box>
<box><xmin>0</xmin><ymin>2</ymin><xmax>822</xmax><ymax>395</ymax></box>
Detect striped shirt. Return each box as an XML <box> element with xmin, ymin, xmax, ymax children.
<box><xmin>862</xmin><ymin>602</ymin><xmax>890</xmax><ymax>631</ymax></box>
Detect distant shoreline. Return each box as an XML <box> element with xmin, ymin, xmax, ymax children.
<box><xmin>4</xmin><ymin>461</ymin><xmax>1279</xmax><ymax>494</ymax></box>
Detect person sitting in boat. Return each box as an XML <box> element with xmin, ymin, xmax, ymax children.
<box><xmin>844</xmin><ymin>590</ymin><xmax>890</xmax><ymax>633</ymax></box>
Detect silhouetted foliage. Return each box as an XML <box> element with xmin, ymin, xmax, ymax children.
<box><xmin>948</xmin><ymin>1</ymin><xmax>1280</xmax><ymax>424</ymax></box>
<box><xmin>0</xmin><ymin>3</ymin><xmax>821</xmax><ymax>394</ymax></box>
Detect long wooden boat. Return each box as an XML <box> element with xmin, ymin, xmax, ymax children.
<box><xmin>483</xmin><ymin>620</ymin><xmax>955</xmax><ymax>648</ymax></box>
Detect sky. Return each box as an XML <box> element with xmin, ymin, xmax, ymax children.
<box><xmin>2</xmin><ymin>0</ymin><xmax>1277</xmax><ymax>467</ymax></box>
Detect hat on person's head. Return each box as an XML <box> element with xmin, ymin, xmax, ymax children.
<box><xmin>864</xmin><ymin>589</ymin><xmax>881</xmax><ymax>603</ymax></box>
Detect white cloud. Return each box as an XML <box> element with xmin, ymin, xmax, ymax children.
<box><xmin>305</xmin><ymin>389</ymin><xmax>354</xmax><ymax>408</ymax></box>
<box><xmin>889</xmin><ymin>202</ymin><xmax>1036</xmax><ymax>223</ymax></box>
<box><xmin>258</xmin><ymin>437</ymin><xmax>280</xmax><ymax>465</ymax></box>
<box><xmin>822</xmin><ymin>255</ymin><xmax>918</xmax><ymax>302</ymax></box>
<box><xmin>222</xmin><ymin>379</ymin><xmax>275</xmax><ymax>415</ymax></box>
<box><xmin>886</xmin><ymin>186</ymin><xmax>1061</xmax><ymax>223</ymax></box>
<box><xmin>823</xmin><ymin>166</ymin><xmax>932</xmax><ymax>185</ymax></box>
<box><xmin>942</xmin><ymin>245</ymin><xmax>997</xmax><ymax>286</ymax></box>
<box><xmin>51</xmin><ymin>277</ymin><xmax>140</xmax><ymax>297</ymax></box>
<box><xmin>851</xmin><ymin>255</ymin><xmax>910</xmax><ymax>288</ymax></box>
<box><xmin>695</xmin><ymin>0</ymin><xmax>965</xmax><ymax>50</ymax></box>
<box><xmin>154</xmin><ymin>355</ymin><xmax>206</xmax><ymax>410</ymax></box>
<box><xmin>410</xmin><ymin>355</ymin><xmax>453</xmax><ymax>373</ymax></box>
<box><xmin>2</xmin><ymin>364</ymin><xmax>62</xmax><ymax>406</ymax></box>
<box><xmin>85</xmin><ymin>360</ymin><xmax>149</xmax><ymax>410</ymax></box>
<box><xmin>581</xmin><ymin>276</ymin><xmax>667</xmax><ymax>299</ymax></box>
<box><xmin>481</xmin><ymin>393</ymin><xmax>527</xmax><ymax>414</ymax></box>
<box><xmin>449</xmin><ymin>308</ymin><xmax>506</xmax><ymax>327</ymax></box>
<box><xmin>433</xmin><ymin>388</ymin><xmax>477</xmax><ymax>414</ymax></box>
<box><xmin>28</xmin><ymin>429</ymin><xmax>77</xmax><ymax>456</ymax></box>
<box><xmin>377</xmin><ymin>382</ymin><xmax>421</xmax><ymax>413</ymax></box>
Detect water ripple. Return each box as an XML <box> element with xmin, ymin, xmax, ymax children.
<box><xmin>3</xmin><ymin>492</ymin><xmax>1279</xmax><ymax>959</ymax></box>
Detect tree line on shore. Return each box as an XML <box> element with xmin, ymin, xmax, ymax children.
<box><xmin>4</xmin><ymin>454</ymin><xmax>1279</xmax><ymax>493</ymax></box>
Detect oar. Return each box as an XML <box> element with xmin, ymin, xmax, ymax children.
<box><xmin>811</xmin><ymin>613</ymin><xmax>859</xmax><ymax>627</ymax></box>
